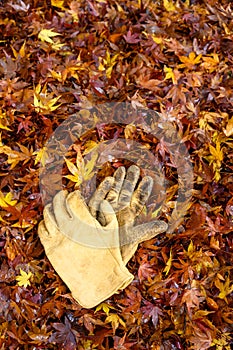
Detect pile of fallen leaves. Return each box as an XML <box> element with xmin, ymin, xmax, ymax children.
<box><xmin>0</xmin><ymin>0</ymin><xmax>233</xmax><ymax>348</ymax></box>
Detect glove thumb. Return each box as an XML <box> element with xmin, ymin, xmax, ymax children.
<box><xmin>120</xmin><ymin>220</ymin><xmax>168</xmax><ymax>265</ymax></box>
<box><xmin>121</xmin><ymin>220</ymin><xmax>168</xmax><ymax>246</ymax></box>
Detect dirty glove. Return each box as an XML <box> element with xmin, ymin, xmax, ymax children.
<box><xmin>89</xmin><ymin>165</ymin><xmax>168</xmax><ymax>264</ymax></box>
<box><xmin>38</xmin><ymin>184</ymin><xmax>133</xmax><ymax>309</ymax></box>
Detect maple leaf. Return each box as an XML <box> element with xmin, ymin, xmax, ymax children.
<box><xmin>181</xmin><ymin>282</ymin><xmax>204</xmax><ymax>315</ymax></box>
<box><xmin>38</xmin><ymin>29</ymin><xmax>61</xmax><ymax>44</ymax></box>
<box><xmin>17</xmin><ymin>116</ymin><xmax>33</xmax><ymax>133</ymax></box>
<box><xmin>1</xmin><ymin>0</ymin><xmax>233</xmax><ymax>346</ymax></box>
<box><xmin>49</xmin><ymin>69</ymin><xmax>63</xmax><ymax>82</ymax></box>
<box><xmin>27</xmin><ymin>324</ymin><xmax>52</xmax><ymax>343</ymax></box>
<box><xmin>16</xmin><ymin>269</ymin><xmax>33</xmax><ymax>287</ymax></box>
<box><xmin>141</xmin><ymin>301</ymin><xmax>163</xmax><ymax>328</ymax></box>
<box><xmin>33</xmin><ymin>146</ymin><xmax>49</xmax><ymax>166</ymax></box>
<box><xmin>138</xmin><ymin>261</ymin><xmax>155</xmax><ymax>282</ymax></box>
<box><xmin>163</xmin><ymin>249</ymin><xmax>173</xmax><ymax>276</ymax></box>
<box><xmin>98</xmin><ymin>51</ymin><xmax>120</xmax><ymax>79</ymax></box>
<box><xmin>205</xmin><ymin>141</ymin><xmax>223</xmax><ymax>182</ymax></box>
<box><xmin>83</xmin><ymin>140</ymin><xmax>98</xmax><ymax>155</ymax></box>
<box><xmin>51</xmin><ymin>0</ymin><xmax>65</xmax><ymax>10</ymax></box>
<box><xmin>105</xmin><ymin>313</ymin><xmax>126</xmax><ymax>333</ymax></box>
<box><xmin>64</xmin><ymin>157</ymin><xmax>81</xmax><ymax>184</ymax></box>
<box><xmin>49</xmin><ymin>317</ymin><xmax>77</xmax><ymax>349</ymax></box>
<box><xmin>214</xmin><ymin>276</ymin><xmax>233</xmax><ymax>303</ymax></box>
<box><xmin>0</xmin><ymin>110</ymin><xmax>11</xmax><ymax>131</ymax></box>
<box><xmin>33</xmin><ymin>83</ymin><xmax>61</xmax><ymax>113</ymax></box>
<box><xmin>189</xmin><ymin>327</ymin><xmax>213</xmax><ymax>350</ymax></box>
<box><xmin>11</xmin><ymin>41</ymin><xmax>27</xmax><ymax>59</ymax></box>
<box><xmin>199</xmin><ymin>111</ymin><xmax>226</xmax><ymax>131</ymax></box>
<box><xmin>51</xmin><ymin>42</ymin><xmax>65</xmax><ymax>51</ymax></box>
<box><xmin>0</xmin><ymin>191</ymin><xmax>17</xmax><ymax>208</ymax></box>
<box><xmin>163</xmin><ymin>0</ymin><xmax>176</xmax><ymax>12</ymax></box>
<box><xmin>179</xmin><ymin>52</ymin><xmax>202</xmax><ymax>69</ymax></box>
<box><xmin>137</xmin><ymin>73</ymin><xmax>162</xmax><ymax>91</ymax></box>
<box><xmin>113</xmin><ymin>334</ymin><xmax>137</xmax><ymax>349</ymax></box>
<box><xmin>164</xmin><ymin>66</ymin><xmax>181</xmax><ymax>85</ymax></box>
<box><xmin>165</xmin><ymin>84</ymin><xmax>187</xmax><ymax>104</ymax></box>
<box><xmin>1</xmin><ymin>143</ymin><xmax>33</xmax><ymax>169</ymax></box>
<box><xmin>209</xmin><ymin>143</ymin><xmax>223</xmax><ymax>162</ymax></box>
<box><xmin>95</xmin><ymin>302</ymin><xmax>116</xmax><ymax>316</ymax></box>
<box><xmin>64</xmin><ymin>152</ymin><xmax>98</xmax><ymax>186</ymax></box>
<box><xmin>201</xmin><ymin>54</ymin><xmax>220</xmax><ymax>73</ymax></box>
<box><xmin>151</xmin><ymin>35</ymin><xmax>163</xmax><ymax>44</ymax></box>
<box><xmin>123</xmin><ymin>30</ymin><xmax>140</xmax><ymax>44</ymax></box>
<box><xmin>224</xmin><ymin>116</ymin><xmax>233</xmax><ymax>137</ymax></box>
<box><xmin>211</xmin><ymin>332</ymin><xmax>232</xmax><ymax>349</ymax></box>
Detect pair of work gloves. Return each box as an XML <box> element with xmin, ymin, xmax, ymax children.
<box><xmin>38</xmin><ymin>165</ymin><xmax>168</xmax><ymax>308</ymax></box>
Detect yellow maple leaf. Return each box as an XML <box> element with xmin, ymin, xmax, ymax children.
<box><xmin>0</xmin><ymin>191</ymin><xmax>17</xmax><ymax>208</ymax></box>
<box><xmin>83</xmin><ymin>140</ymin><xmax>98</xmax><ymax>155</ymax></box>
<box><xmin>33</xmin><ymin>146</ymin><xmax>49</xmax><ymax>166</ymax></box>
<box><xmin>163</xmin><ymin>249</ymin><xmax>173</xmax><ymax>276</ymax></box>
<box><xmin>0</xmin><ymin>110</ymin><xmax>11</xmax><ymax>131</ymax></box>
<box><xmin>209</xmin><ymin>142</ymin><xmax>223</xmax><ymax>163</ymax></box>
<box><xmin>49</xmin><ymin>70</ymin><xmax>63</xmax><ymax>82</ymax></box>
<box><xmin>98</xmin><ymin>51</ymin><xmax>119</xmax><ymax>78</ymax></box>
<box><xmin>224</xmin><ymin>117</ymin><xmax>233</xmax><ymax>137</ymax></box>
<box><xmin>95</xmin><ymin>302</ymin><xmax>116</xmax><ymax>316</ymax></box>
<box><xmin>38</xmin><ymin>29</ymin><xmax>61</xmax><ymax>44</ymax></box>
<box><xmin>205</xmin><ymin>141</ymin><xmax>223</xmax><ymax>182</ymax></box>
<box><xmin>179</xmin><ymin>52</ymin><xmax>202</xmax><ymax>69</ymax></box>
<box><xmin>201</xmin><ymin>54</ymin><xmax>219</xmax><ymax>72</ymax></box>
<box><xmin>51</xmin><ymin>0</ymin><xmax>65</xmax><ymax>9</ymax></box>
<box><xmin>164</xmin><ymin>66</ymin><xmax>179</xmax><ymax>84</ymax></box>
<box><xmin>1</xmin><ymin>143</ymin><xmax>32</xmax><ymax>169</ymax></box>
<box><xmin>142</xmin><ymin>31</ymin><xmax>163</xmax><ymax>45</ymax></box>
<box><xmin>83</xmin><ymin>152</ymin><xmax>98</xmax><ymax>178</ymax></box>
<box><xmin>33</xmin><ymin>83</ymin><xmax>61</xmax><ymax>113</ymax></box>
<box><xmin>16</xmin><ymin>269</ymin><xmax>33</xmax><ymax>287</ymax></box>
<box><xmin>199</xmin><ymin>111</ymin><xmax>226</xmax><ymax>131</ymax></box>
<box><xmin>151</xmin><ymin>35</ymin><xmax>163</xmax><ymax>44</ymax></box>
<box><xmin>51</xmin><ymin>42</ymin><xmax>65</xmax><ymax>51</ymax></box>
<box><xmin>163</xmin><ymin>0</ymin><xmax>176</xmax><ymax>12</ymax></box>
<box><xmin>98</xmin><ymin>59</ymin><xmax>105</xmax><ymax>72</ymax></box>
<box><xmin>105</xmin><ymin>314</ymin><xmax>126</xmax><ymax>333</ymax></box>
<box><xmin>64</xmin><ymin>152</ymin><xmax>98</xmax><ymax>186</ymax></box>
<box><xmin>64</xmin><ymin>157</ymin><xmax>81</xmax><ymax>184</ymax></box>
<box><xmin>11</xmin><ymin>41</ymin><xmax>27</xmax><ymax>59</ymax></box>
<box><xmin>214</xmin><ymin>276</ymin><xmax>233</xmax><ymax>303</ymax></box>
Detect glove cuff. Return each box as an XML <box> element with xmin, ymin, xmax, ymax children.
<box><xmin>72</xmin><ymin>264</ymin><xmax>133</xmax><ymax>308</ymax></box>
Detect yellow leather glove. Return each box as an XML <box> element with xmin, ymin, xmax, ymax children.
<box><xmin>89</xmin><ymin>165</ymin><xmax>168</xmax><ymax>264</ymax></box>
<box><xmin>38</xmin><ymin>184</ymin><xmax>133</xmax><ymax>309</ymax></box>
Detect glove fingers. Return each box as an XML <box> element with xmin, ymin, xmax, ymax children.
<box><xmin>106</xmin><ymin>166</ymin><xmax>125</xmax><ymax>205</ymax></box>
<box><xmin>98</xmin><ymin>199</ymin><xmax>118</xmax><ymax>227</ymax></box>
<box><xmin>121</xmin><ymin>220</ymin><xmax>168</xmax><ymax>246</ymax></box>
<box><xmin>131</xmin><ymin>176</ymin><xmax>153</xmax><ymax>216</ymax></box>
<box><xmin>88</xmin><ymin>176</ymin><xmax>115</xmax><ymax>218</ymax></box>
<box><xmin>118</xmin><ymin>165</ymin><xmax>140</xmax><ymax>208</ymax></box>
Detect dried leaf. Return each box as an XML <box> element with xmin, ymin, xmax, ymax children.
<box><xmin>16</xmin><ymin>269</ymin><xmax>33</xmax><ymax>287</ymax></box>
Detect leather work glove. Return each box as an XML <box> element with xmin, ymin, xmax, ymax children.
<box><xmin>38</xmin><ymin>182</ymin><xmax>134</xmax><ymax>309</ymax></box>
<box><xmin>89</xmin><ymin>165</ymin><xmax>168</xmax><ymax>264</ymax></box>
